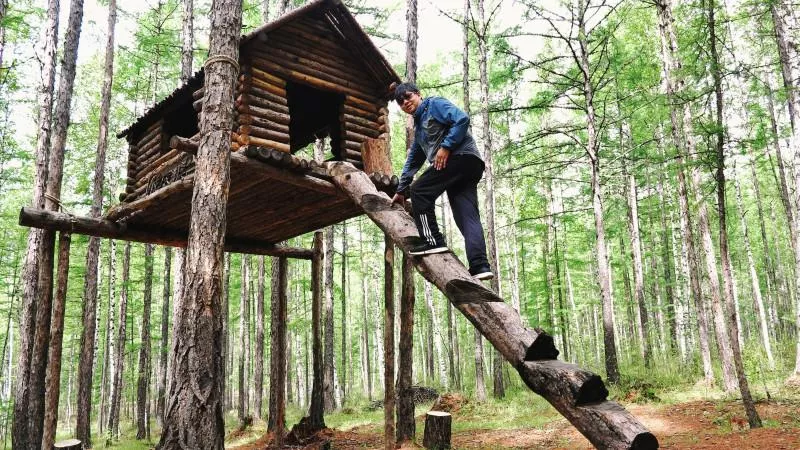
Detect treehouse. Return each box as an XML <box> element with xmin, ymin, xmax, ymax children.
<box><xmin>108</xmin><ymin>0</ymin><xmax>400</xmax><ymax>249</ymax></box>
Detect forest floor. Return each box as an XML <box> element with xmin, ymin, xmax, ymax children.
<box><xmin>227</xmin><ymin>383</ymin><xmax>800</xmax><ymax>449</ymax></box>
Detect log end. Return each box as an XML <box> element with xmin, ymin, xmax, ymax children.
<box><xmin>524</xmin><ymin>329</ymin><xmax>559</xmax><ymax>361</ymax></box>
<box><xmin>575</xmin><ymin>373</ymin><xmax>609</xmax><ymax>406</ymax></box>
<box><xmin>631</xmin><ymin>432</ymin><xmax>659</xmax><ymax>449</ymax></box>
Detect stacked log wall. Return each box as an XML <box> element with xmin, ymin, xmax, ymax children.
<box><xmin>121</xmin><ymin>16</ymin><xmax>393</xmax><ymax>205</ymax></box>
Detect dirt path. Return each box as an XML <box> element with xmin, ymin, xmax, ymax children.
<box><xmin>231</xmin><ymin>399</ymin><xmax>800</xmax><ymax>449</ymax></box>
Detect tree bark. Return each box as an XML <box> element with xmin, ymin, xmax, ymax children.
<box><xmin>180</xmin><ymin>0</ymin><xmax>194</xmax><ymax>84</ymax></box>
<box><xmin>157</xmin><ymin>0</ymin><xmax>242</xmax><ymax>445</ymax></box>
<box><xmin>308</xmin><ymin>231</ymin><xmax>326</xmax><ymax>429</ymax></box>
<box><xmin>624</xmin><ymin>166</ymin><xmax>651</xmax><ymax>368</ymax></box>
<box><xmin>576</xmin><ymin>0</ymin><xmax>619</xmax><ymax>383</ymax></box>
<box><xmin>655</xmin><ymin>0</ymin><xmax>715</xmax><ymax>385</ymax></box>
<box><xmin>734</xmin><ymin>177</ymin><xmax>775</xmax><ymax>368</ymax></box>
<box><xmin>108</xmin><ymin>242</ymin><xmax>130</xmax><ymax>440</ymax></box>
<box><xmin>13</xmin><ymin>0</ymin><xmax>59</xmax><ymax>443</ymax></box>
<box><xmin>35</xmin><ymin>2</ymin><xmax>84</xmax><ymax>448</ymax></box>
<box><xmin>267</xmin><ymin>257</ymin><xmax>288</xmax><ymax>447</ymax></box>
<box><xmin>396</xmin><ymin>254</ymin><xmax>416</xmax><ymax>443</ymax></box>
<box><xmin>340</xmin><ymin>222</ymin><xmax>348</xmax><ymax>403</ymax></box>
<box><xmin>41</xmin><ymin>233</ymin><xmax>71</xmax><ymax>449</ymax></box>
<box><xmin>323</xmin><ymin>226</ymin><xmax>336</xmax><ymax>412</ymax></box>
<box><xmin>136</xmin><ymin>245</ymin><xmax>154</xmax><ymax>440</ymax></box>
<box><xmin>101</xmin><ymin>241</ymin><xmax>117</xmax><ymax>440</ymax></box>
<box><xmin>383</xmin><ymin>236</ymin><xmax>396</xmax><ymax>450</ymax></box>
<box><xmin>255</xmin><ymin>255</ymin><xmax>265</xmax><ymax>419</ymax></box>
<box><xmin>157</xmin><ymin>247</ymin><xmax>171</xmax><ymax>425</ymax></box>
<box><xmin>239</xmin><ymin>254</ymin><xmax>250</xmax><ymax>425</ymax></box>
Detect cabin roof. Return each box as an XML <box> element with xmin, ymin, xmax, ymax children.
<box><xmin>118</xmin><ymin>0</ymin><xmax>400</xmax><ymax>141</ymax></box>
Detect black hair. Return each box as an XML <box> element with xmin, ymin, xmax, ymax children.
<box><xmin>394</xmin><ymin>82</ymin><xmax>420</xmax><ymax>104</ymax></box>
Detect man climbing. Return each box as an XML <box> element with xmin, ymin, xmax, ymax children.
<box><xmin>390</xmin><ymin>82</ymin><xmax>494</xmax><ymax>281</ymax></box>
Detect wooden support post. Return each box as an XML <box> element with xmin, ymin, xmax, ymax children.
<box><xmin>309</xmin><ymin>231</ymin><xmax>326</xmax><ymax>429</ymax></box>
<box><xmin>423</xmin><ymin>411</ymin><xmax>452</xmax><ymax>449</ymax></box>
<box><xmin>383</xmin><ymin>235</ymin><xmax>396</xmax><ymax>450</ymax></box>
<box><xmin>397</xmin><ymin>254</ymin><xmax>415</xmax><ymax>443</ymax></box>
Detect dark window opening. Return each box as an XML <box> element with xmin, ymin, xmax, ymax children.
<box><xmin>286</xmin><ymin>81</ymin><xmax>344</xmax><ymax>159</ymax></box>
<box><xmin>163</xmin><ymin>98</ymin><xmax>200</xmax><ymax>143</ymax></box>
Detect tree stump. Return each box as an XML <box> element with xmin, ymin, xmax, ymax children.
<box><xmin>53</xmin><ymin>438</ymin><xmax>82</xmax><ymax>450</ymax></box>
<box><xmin>422</xmin><ymin>411</ymin><xmax>451</xmax><ymax>449</ymax></box>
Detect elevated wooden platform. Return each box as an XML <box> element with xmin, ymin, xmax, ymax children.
<box><xmin>107</xmin><ymin>148</ymin><xmax>395</xmax><ymax>247</ymax></box>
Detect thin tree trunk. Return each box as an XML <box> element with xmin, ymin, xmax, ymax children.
<box><xmin>255</xmin><ymin>255</ymin><xmax>265</xmax><ymax>419</ymax></box>
<box><xmin>656</xmin><ymin>0</ymin><xmax>715</xmax><ymax>385</ymax></box>
<box><xmin>14</xmin><ymin>0</ymin><xmax>59</xmax><ymax>440</ymax></box>
<box><xmin>239</xmin><ymin>255</ymin><xmax>250</xmax><ymax>424</ymax></box>
<box><xmin>624</xmin><ymin>166</ymin><xmax>651</xmax><ymax>368</ymax></box>
<box><xmin>180</xmin><ymin>0</ymin><xmax>194</xmax><ymax>84</ymax></box>
<box><xmin>308</xmin><ymin>232</ymin><xmax>325</xmax><ymax>429</ymax></box>
<box><xmin>383</xmin><ymin>236</ymin><xmax>395</xmax><ymax>450</ymax></box>
<box><xmin>734</xmin><ymin>176</ymin><xmax>775</xmax><ymax>368</ymax></box>
<box><xmin>358</xmin><ymin>222</ymin><xmax>374</xmax><ymax>400</ymax></box>
<box><xmin>577</xmin><ymin>0</ymin><xmax>619</xmax><ymax>383</ymax></box>
<box><xmin>157</xmin><ymin>0</ymin><xmax>242</xmax><ymax>445</ymax></box>
<box><xmin>340</xmin><ymin>223</ymin><xmax>348</xmax><ymax>403</ymax></box>
<box><xmin>323</xmin><ymin>227</ymin><xmax>336</xmax><ymax>412</ymax></box>
<box><xmin>267</xmin><ymin>257</ymin><xmax>288</xmax><ymax>447</ymax></box>
<box><xmin>41</xmin><ymin>233</ymin><xmax>71</xmax><ymax>449</ymax></box>
<box><xmin>157</xmin><ymin>247</ymin><xmax>171</xmax><ymax>425</ymax></box>
<box><xmin>108</xmin><ymin>242</ymin><xmax>130</xmax><ymax>440</ymax></box>
<box><xmin>101</xmin><ymin>241</ymin><xmax>117</xmax><ymax>438</ymax></box>
<box><xmin>220</xmin><ymin>253</ymin><xmax>230</xmax><ymax>409</ymax></box>
<box><xmin>137</xmin><ymin>244</ymin><xmax>154</xmax><ymax>440</ymax></box>
<box><xmin>396</xmin><ymin>255</ymin><xmax>415</xmax><ymax>443</ymax></box>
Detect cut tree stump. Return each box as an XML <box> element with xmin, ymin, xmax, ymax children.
<box><xmin>53</xmin><ymin>439</ymin><xmax>82</xmax><ymax>450</ymax></box>
<box><xmin>423</xmin><ymin>411</ymin><xmax>452</xmax><ymax>449</ymax></box>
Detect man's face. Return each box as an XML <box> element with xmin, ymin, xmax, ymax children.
<box><xmin>397</xmin><ymin>91</ymin><xmax>422</xmax><ymax>115</ymax></box>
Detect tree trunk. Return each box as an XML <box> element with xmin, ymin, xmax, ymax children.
<box><xmin>137</xmin><ymin>244</ymin><xmax>154</xmax><ymax>439</ymax></box>
<box><xmin>624</xmin><ymin>166</ymin><xmax>651</xmax><ymax>368</ymax></box>
<box><xmin>734</xmin><ymin>177</ymin><xmax>775</xmax><ymax>367</ymax></box>
<box><xmin>577</xmin><ymin>0</ymin><xmax>619</xmax><ymax>383</ymax></box>
<box><xmin>267</xmin><ymin>257</ymin><xmax>288</xmax><ymax>446</ymax></box>
<box><xmin>221</xmin><ymin>253</ymin><xmax>230</xmax><ymax>409</ymax></box>
<box><xmin>180</xmin><ymin>0</ymin><xmax>194</xmax><ymax>84</ymax></box>
<box><xmin>157</xmin><ymin>0</ymin><xmax>242</xmax><ymax>445</ymax></box>
<box><xmin>655</xmin><ymin>0</ymin><xmax>715</xmax><ymax>385</ymax></box>
<box><xmin>101</xmin><ymin>241</ymin><xmax>117</xmax><ymax>440</ymax></box>
<box><xmin>255</xmin><ymin>255</ymin><xmax>265</xmax><ymax>419</ymax></box>
<box><xmin>308</xmin><ymin>231</ymin><xmax>325</xmax><ymax>429</ymax></box>
<box><xmin>383</xmin><ymin>236</ymin><xmax>396</xmax><ymax>450</ymax></box>
<box><xmin>37</xmin><ymin>3</ymin><xmax>83</xmax><ymax>449</ymax></box>
<box><xmin>340</xmin><ymin>223</ymin><xmax>348</xmax><ymax>403</ymax></box>
<box><xmin>14</xmin><ymin>0</ymin><xmax>59</xmax><ymax>440</ymax></box>
<box><xmin>396</xmin><ymin>255</ymin><xmax>416</xmax><ymax>443</ymax></box>
<box><xmin>323</xmin><ymin>226</ymin><xmax>336</xmax><ymax>412</ymax></box>
<box><xmin>157</xmin><ymin>247</ymin><xmax>171</xmax><ymax>425</ymax></box>
<box><xmin>41</xmin><ymin>233</ymin><xmax>71</xmax><ymax>449</ymax></box>
<box><xmin>239</xmin><ymin>255</ymin><xmax>250</xmax><ymax>425</ymax></box>
<box><xmin>109</xmin><ymin>242</ymin><xmax>130</xmax><ymax>440</ymax></box>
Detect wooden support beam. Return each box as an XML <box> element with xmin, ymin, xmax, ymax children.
<box><xmin>19</xmin><ymin>207</ymin><xmax>313</xmax><ymax>259</ymax></box>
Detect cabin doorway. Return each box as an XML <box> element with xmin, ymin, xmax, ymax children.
<box><xmin>285</xmin><ymin>81</ymin><xmax>344</xmax><ymax>160</ymax></box>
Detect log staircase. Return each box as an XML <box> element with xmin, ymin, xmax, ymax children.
<box><xmin>325</xmin><ymin>161</ymin><xmax>659</xmax><ymax>450</ymax></box>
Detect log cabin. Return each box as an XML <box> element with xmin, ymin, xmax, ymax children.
<box><xmin>108</xmin><ymin>0</ymin><xmax>400</xmax><ymax>248</ymax></box>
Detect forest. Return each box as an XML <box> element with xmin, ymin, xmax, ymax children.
<box><xmin>1</xmin><ymin>0</ymin><xmax>799</xmax><ymax>448</ymax></box>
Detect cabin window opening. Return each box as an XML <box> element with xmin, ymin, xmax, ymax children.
<box><xmin>162</xmin><ymin>99</ymin><xmax>200</xmax><ymax>142</ymax></box>
<box><xmin>285</xmin><ymin>81</ymin><xmax>344</xmax><ymax>160</ymax></box>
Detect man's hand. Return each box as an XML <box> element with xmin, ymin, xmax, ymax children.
<box><xmin>433</xmin><ymin>147</ymin><xmax>450</xmax><ymax>170</ymax></box>
<box><xmin>392</xmin><ymin>193</ymin><xmax>405</xmax><ymax>204</ymax></box>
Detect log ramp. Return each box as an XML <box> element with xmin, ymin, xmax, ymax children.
<box><xmin>325</xmin><ymin>161</ymin><xmax>658</xmax><ymax>450</ymax></box>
